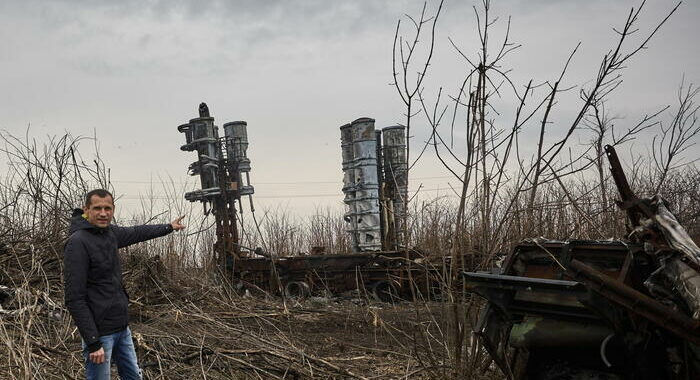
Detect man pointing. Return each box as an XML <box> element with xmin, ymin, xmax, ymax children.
<box><xmin>64</xmin><ymin>189</ymin><xmax>185</xmax><ymax>379</ymax></box>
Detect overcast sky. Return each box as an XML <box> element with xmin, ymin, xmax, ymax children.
<box><xmin>1</xmin><ymin>0</ymin><xmax>698</xmax><ymax>220</ymax></box>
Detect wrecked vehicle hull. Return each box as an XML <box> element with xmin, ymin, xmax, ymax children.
<box><xmin>466</xmin><ymin>239</ymin><xmax>700</xmax><ymax>380</ymax></box>
<box><xmin>231</xmin><ymin>250</ymin><xmax>452</xmax><ymax>301</ymax></box>
<box><xmin>464</xmin><ymin>145</ymin><xmax>700</xmax><ymax>380</ymax></box>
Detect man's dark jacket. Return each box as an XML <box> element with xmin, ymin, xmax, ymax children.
<box><xmin>64</xmin><ymin>210</ymin><xmax>173</xmax><ymax>351</ymax></box>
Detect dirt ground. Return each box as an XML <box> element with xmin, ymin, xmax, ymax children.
<box><xmin>126</xmin><ymin>295</ymin><xmax>504</xmax><ymax>379</ymax></box>
<box><xmin>255</xmin><ymin>298</ymin><xmax>430</xmax><ymax>378</ymax></box>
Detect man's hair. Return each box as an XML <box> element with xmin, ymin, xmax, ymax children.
<box><xmin>84</xmin><ymin>189</ymin><xmax>114</xmax><ymax>207</ymax></box>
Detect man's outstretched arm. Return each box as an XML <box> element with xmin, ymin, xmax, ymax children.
<box><xmin>114</xmin><ymin>215</ymin><xmax>186</xmax><ymax>248</ymax></box>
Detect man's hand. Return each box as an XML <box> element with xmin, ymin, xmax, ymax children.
<box><xmin>171</xmin><ymin>215</ymin><xmax>186</xmax><ymax>231</ymax></box>
<box><xmin>89</xmin><ymin>347</ymin><xmax>105</xmax><ymax>364</ymax></box>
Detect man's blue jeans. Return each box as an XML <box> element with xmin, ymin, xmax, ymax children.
<box><xmin>82</xmin><ymin>327</ymin><xmax>142</xmax><ymax>380</ymax></box>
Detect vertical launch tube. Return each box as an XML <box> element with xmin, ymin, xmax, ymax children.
<box><xmin>382</xmin><ymin>125</ymin><xmax>407</xmax><ymax>248</ymax></box>
<box><xmin>223</xmin><ymin>121</ymin><xmax>254</xmax><ymax>196</ymax></box>
<box><xmin>349</xmin><ymin>118</ymin><xmax>382</xmax><ymax>251</ymax></box>
<box><xmin>340</xmin><ymin>123</ymin><xmax>358</xmax><ymax>251</ymax></box>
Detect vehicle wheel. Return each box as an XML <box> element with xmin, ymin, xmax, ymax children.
<box><xmin>371</xmin><ymin>280</ymin><xmax>398</xmax><ymax>302</ymax></box>
<box><xmin>284</xmin><ymin>281</ymin><xmax>310</xmax><ymax>299</ymax></box>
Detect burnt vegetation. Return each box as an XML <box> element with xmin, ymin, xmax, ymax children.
<box><xmin>1</xmin><ymin>1</ymin><xmax>699</xmax><ymax>379</ymax></box>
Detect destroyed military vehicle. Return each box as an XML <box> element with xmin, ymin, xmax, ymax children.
<box><xmin>465</xmin><ymin>145</ymin><xmax>700</xmax><ymax>380</ymax></box>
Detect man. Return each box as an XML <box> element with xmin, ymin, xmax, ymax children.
<box><xmin>64</xmin><ymin>189</ymin><xmax>185</xmax><ymax>379</ymax></box>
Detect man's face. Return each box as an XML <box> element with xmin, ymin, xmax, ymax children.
<box><xmin>84</xmin><ymin>195</ymin><xmax>114</xmax><ymax>228</ymax></box>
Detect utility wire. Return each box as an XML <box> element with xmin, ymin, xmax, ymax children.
<box><xmin>107</xmin><ymin>175</ymin><xmax>454</xmax><ymax>185</ymax></box>
<box><xmin>115</xmin><ymin>185</ymin><xmax>462</xmax><ymax>200</ymax></box>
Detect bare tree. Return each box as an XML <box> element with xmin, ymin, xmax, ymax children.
<box><xmin>653</xmin><ymin>78</ymin><xmax>700</xmax><ymax>193</ymax></box>
<box><xmin>582</xmin><ymin>99</ymin><xmax>666</xmax><ymax>232</ymax></box>
<box><xmin>392</xmin><ymin>0</ymin><xmax>444</xmax><ymax>244</ymax></box>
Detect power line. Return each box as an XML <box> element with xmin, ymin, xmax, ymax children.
<box><xmin>115</xmin><ymin>185</ymin><xmax>461</xmax><ymax>200</ymax></box>
<box><xmin>109</xmin><ymin>175</ymin><xmax>455</xmax><ymax>185</ymax></box>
